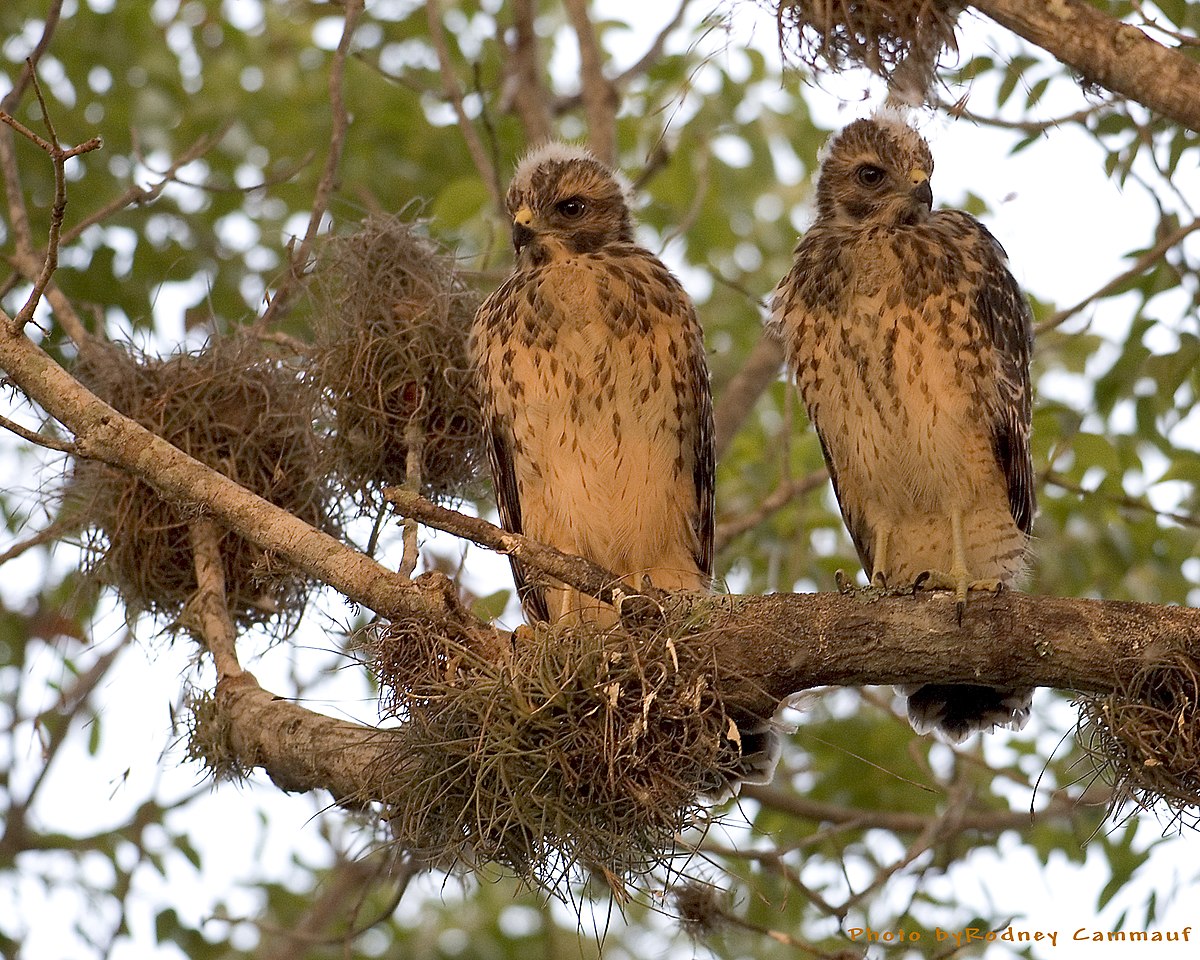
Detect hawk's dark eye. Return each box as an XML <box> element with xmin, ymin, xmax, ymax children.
<box><xmin>555</xmin><ymin>197</ymin><xmax>586</xmax><ymax>219</ymax></box>
<box><xmin>856</xmin><ymin>165</ymin><xmax>886</xmax><ymax>187</ymax></box>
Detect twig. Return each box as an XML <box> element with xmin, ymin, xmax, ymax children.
<box><xmin>383</xmin><ymin>486</ymin><xmax>664</xmax><ymax>618</ymax></box>
<box><xmin>1045</xmin><ymin>470</ymin><xmax>1200</xmax><ymax>530</ymax></box>
<box><xmin>0</xmin><ymin>83</ymin><xmax>103</xmax><ymax>333</ymax></box>
<box><xmin>187</xmin><ymin>519</ymin><xmax>243</xmax><ymax>679</ymax></box>
<box><xmin>838</xmin><ymin>787</ymin><xmax>973</xmax><ymax>912</ymax></box>
<box><xmin>1131</xmin><ymin>0</ymin><xmax>1200</xmax><ymax>48</ymax></box>
<box><xmin>713</xmin><ymin>333</ymin><xmax>786</xmax><ymax>459</ymax></box>
<box><xmin>398</xmin><ymin>417</ymin><xmax>425</xmax><ymax>579</ymax></box>
<box><xmin>563</xmin><ymin>0</ymin><xmax>618</xmax><ymax>165</ymax></box>
<box><xmin>59</xmin><ymin>131</ymin><xmax>222</xmax><ymax>248</ymax></box>
<box><xmin>0</xmin><ymin>411</ymin><xmax>77</xmax><ymax>453</ymax></box>
<box><xmin>256</xmin><ymin>0</ymin><xmax>362</xmax><ymax>330</ymax></box>
<box><xmin>0</xmin><ymin>517</ymin><xmax>78</xmax><ymax>567</ymax></box>
<box><xmin>0</xmin><ymin>0</ymin><xmax>62</xmax><ymax>261</ymax></box>
<box><xmin>970</xmin><ymin>0</ymin><xmax>1200</xmax><ymax>133</ymax></box>
<box><xmin>938</xmin><ymin>96</ymin><xmax>1108</xmax><ymax>133</ymax></box>
<box><xmin>1036</xmin><ymin>215</ymin><xmax>1200</xmax><ymax>334</ymax></box>
<box><xmin>715</xmin><ymin>469</ymin><xmax>827</xmax><ymax>550</ymax></box>
<box><xmin>425</xmin><ymin>0</ymin><xmax>504</xmax><ymax>215</ymax></box>
<box><xmin>614</xmin><ymin>0</ymin><xmax>693</xmax><ymax>89</ymax></box>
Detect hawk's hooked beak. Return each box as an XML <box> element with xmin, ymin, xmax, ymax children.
<box><xmin>512</xmin><ymin>206</ymin><xmax>536</xmax><ymax>252</ymax></box>
<box><xmin>910</xmin><ymin>169</ymin><xmax>933</xmax><ymax>210</ymax></box>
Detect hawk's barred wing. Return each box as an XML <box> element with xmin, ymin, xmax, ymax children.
<box><xmin>965</xmin><ymin>216</ymin><xmax>1037</xmax><ymax>537</ymax></box>
<box><xmin>472</xmin><ymin>282</ymin><xmax>550</xmax><ymax>624</ymax></box>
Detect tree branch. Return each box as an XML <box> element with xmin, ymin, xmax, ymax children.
<box><xmin>969</xmin><ymin>0</ymin><xmax>1200</xmax><ymax>133</ymax></box>
<box><xmin>563</xmin><ymin>0</ymin><xmax>618</xmax><ymax>165</ymax></box>
<box><xmin>0</xmin><ymin>322</ymin><xmax>461</xmax><ymax>625</ymax></box>
<box><xmin>256</xmin><ymin>0</ymin><xmax>361</xmax><ymax>330</ymax></box>
<box><xmin>187</xmin><ymin>519</ymin><xmax>243</xmax><ymax>679</ymax></box>
<box><xmin>504</xmin><ymin>0</ymin><xmax>553</xmax><ymax>144</ymax></box>
<box><xmin>426</xmin><ymin>0</ymin><xmax>504</xmax><ymax>216</ymax></box>
<box><xmin>384</xmin><ymin>486</ymin><xmax>664</xmax><ymax>619</ymax></box>
<box><xmin>713</xmin><ymin>332</ymin><xmax>786</xmax><ymax>459</ymax></box>
<box><xmin>1036</xmin><ymin>214</ymin><xmax>1200</xmax><ymax>334</ymax></box>
<box><xmin>202</xmin><ymin>584</ymin><xmax>1198</xmax><ymax>807</ymax></box>
<box><xmin>0</xmin><ymin>411</ymin><xmax>77</xmax><ymax>453</ymax></box>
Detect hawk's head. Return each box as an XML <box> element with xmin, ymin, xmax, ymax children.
<box><xmin>815</xmin><ymin>113</ymin><xmax>935</xmax><ymax>228</ymax></box>
<box><xmin>504</xmin><ymin>142</ymin><xmax>634</xmax><ymax>266</ymax></box>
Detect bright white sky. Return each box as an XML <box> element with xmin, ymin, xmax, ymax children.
<box><xmin>3</xmin><ymin>2</ymin><xmax>1199</xmax><ymax>959</ymax></box>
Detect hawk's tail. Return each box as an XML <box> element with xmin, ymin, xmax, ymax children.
<box><xmin>700</xmin><ymin>717</ymin><xmax>783</xmax><ymax>802</ymax></box>
<box><xmin>902</xmin><ymin>683</ymin><xmax>1033</xmax><ymax>742</ymax></box>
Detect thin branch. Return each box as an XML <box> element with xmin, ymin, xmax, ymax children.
<box><xmin>563</xmin><ymin>0</ymin><xmax>618</xmax><ymax>165</ymax></box>
<box><xmin>256</xmin><ymin>0</ymin><xmax>362</xmax><ymax>330</ymax></box>
<box><xmin>504</xmin><ymin>0</ymin><xmax>553</xmax><ymax>144</ymax></box>
<box><xmin>384</xmin><ymin>486</ymin><xmax>663</xmax><ymax>618</ymax></box>
<box><xmin>937</xmin><ymin>96</ymin><xmax>1108</xmax><ymax>133</ymax></box>
<box><xmin>715</xmin><ymin>468</ymin><xmax>827</xmax><ymax>551</ymax></box>
<box><xmin>713</xmin><ymin>333</ymin><xmax>786</xmax><ymax>459</ymax></box>
<box><xmin>969</xmin><ymin>0</ymin><xmax>1200</xmax><ymax>133</ymax></box>
<box><xmin>0</xmin><ymin>517</ymin><xmax>78</xmax><ymax>567</ymax></box>
<box><xmin>0</xmin><ymin>411</ymin><xmax>77</xmax><ymax>453</ymax></box>
<box><xmin>1131</xmin><ymin>0</ymin><xmax>1200</xmax><ymax>48</ymax></box>
<box><xmin>1036</xmin><ymin>215</ymin><xmax>1200</xmax><ymax>334</ymax></box>
<box><xmin>1045</xmin><ymin>470</ymin><xmax>1200</xmax><ymax>530</ymax></box>
<box><xmin>425</xmin><ymin>0</ymin><xmax>504</xmax><ymax>216</ymax></box>
<box><xmin>397</xmin><ymin>418</ymin><xmax>425</xmax><ymax>580</ymax></box>
<box><xmin>0</xmin><ymin>0</ymin><xmax>62</xmax><ymax>264</ymax></box>
<box><xmin>0</xmin><ymin>95</ymin><xmax>102</xmax><ymax>333</ymax></box>
<box><xmin>187</xmin><ymin>519</ymin><xmax>243</xmax><ymax>679</ymax></box>
<box><xmin>614</xmin><ymin>0</ymin><xmax>693</xmax><ymax>88</ymax></box>
<box><xmin>58</xmin><ymin>131</ymin><xmax>221</xmax><ymax>248</ymax></box>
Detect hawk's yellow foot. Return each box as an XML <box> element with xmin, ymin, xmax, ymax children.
<box><xmin>913</xmin><ymin>568</ymin><xmax>1004</xmax><ymax>622</ymax></box>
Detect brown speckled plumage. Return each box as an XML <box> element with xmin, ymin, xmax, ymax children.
<box><xmin>470</xmin><ymin>143</ymin><xmax>714</xmax><ymax>626</ymax></box>
<box><xmin>770</xmin><ymin>114</ymin><xmax>1036</xmax><ymax>741</ymax></box>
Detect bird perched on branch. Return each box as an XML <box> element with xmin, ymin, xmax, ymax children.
<box><xmin>770</xmin><ymin>113</ymin><xmax>1036</xmax><ymax>741</ymax></box>
<box><xmin>471</xmin><ymin>142</ymin><xmax>776</xmax><ymax>789</ymax></box>
<box><xmin>471</xmin><ymin>142</ymin><xmax>714</xmax><ymax>626</ymax></box>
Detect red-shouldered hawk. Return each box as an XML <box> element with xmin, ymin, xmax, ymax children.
<box><xmin>470</xmin><ymin>142</ymin><xmax>714</xmax><ymax>625</ymax></box>
<box><xmin>471</xmin><ymin>143</ymin><xmax>776</xmax><ymax>788</ymax></box>
<box><xmin>770</xmin><ymin>114</ymin><xmax>1036</xmax><ymax>741</ymax></box>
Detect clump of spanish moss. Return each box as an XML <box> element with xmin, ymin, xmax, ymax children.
<box><xmin>361</xmin><ymin>614</ymin><xmax>752</xmax><ymax>894</ymax></box>
<box><xmin>774</xmin><ymin>0</ymin><xmax>959</xmax><ymax>92</ymax></box>
<box><xmin>67</xmin><ymin>336</ymin><xmax>334</xmax><ymax>634</ymax></box>
<box><xmin>672</xmin><ymin>881</ymin><xmax>734</xmax><ymax>939</ymax></box>
<box><xmin>311</xmin><ymin>215</ymin><xmax>485</xmax><ymax>510</ymax></box>
<box><xmin>183</xmin><ymin>685</ymin><xmax>252</xmax><ymax>782</ymax></box>
<box><xmin>1077</xmin><ymin>647</ymin><xmax>1200</xmax><ymax>820</ymax></box>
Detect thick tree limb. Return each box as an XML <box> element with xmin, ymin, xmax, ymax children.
<box><xmin>216</xmin><ymin>671</ymin><xmax>404</xmax><ymax>799</ymax></box>
<box><xmin>0</xmin><ymin>321</ymin><xmax>459</xmax><ymax>625</ymax></box>
<box><xmin>969</xmin><ymin>0</ymin><xmax>1200</xmax><ymax>133</ymax></box>
<box><xmin>207</xmin><ymin>585</ymin><xmax>1198</xmax><ymax>805</ymax></box>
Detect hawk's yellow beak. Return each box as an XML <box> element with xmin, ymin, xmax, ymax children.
<box><xmin>909</xmin><ymin>169</ymin><xmax>933</xmax><ymax>209</ymax></box>
<box><xmin>512</xmin><ymin>206</ymin><xmax>536</xmax><ymax>252</ymax></box>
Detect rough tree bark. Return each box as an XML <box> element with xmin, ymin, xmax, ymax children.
<box><xmin>969</xmin><ymin>0</ymin><xmax>1200</xmax><ymax>133</ymax></box>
